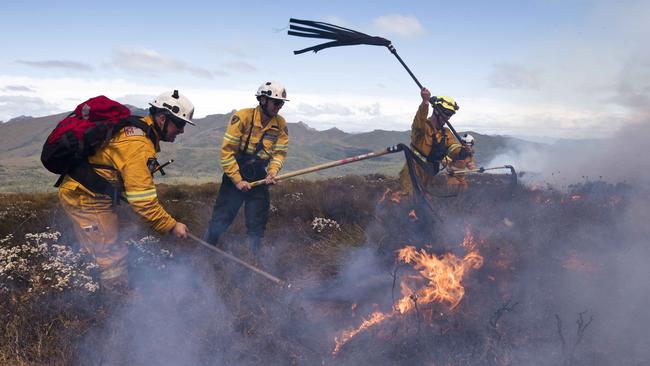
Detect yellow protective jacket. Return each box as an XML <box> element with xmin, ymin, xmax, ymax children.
<box><xmin>221</xmin><ymin>106</ymin><xmax>289</xmax><ymax>184</ymax></box>
<box><xmin>446</xmin><ymin>154</ymin><xmax>477</xmax><ymax>172</ymax></box>
<box><xmin>58</xmin><ymin>115</ymin><xmax>176</xmax><ymax>233</ymax></box>
<box><xmin>409</xmin><ymin>102</ymin><xmax>462</xmax><ymax>163</ymax></box>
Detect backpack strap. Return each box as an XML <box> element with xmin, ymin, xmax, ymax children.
<box><xmin>67</xmin><ymin>161</ymin><xmax>122</xmax><ymax>205</ymax></box>
<box><xmin>56</xmin><ymin>116</ymin><xmax>155</xmax><ymax>205</ymax></box>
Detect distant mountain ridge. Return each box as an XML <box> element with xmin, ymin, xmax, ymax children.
<box><xmin>0</xmin><ymin>108</ymin><xmax>537</xmax><ymax>192</ymax></box>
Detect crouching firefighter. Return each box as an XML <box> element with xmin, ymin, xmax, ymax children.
<box><xmin>399</xmin><ymin>87</ymin><xmax>471</xmax><ymax>197</ymax></box>
<box><xmin>204</xmin><ymin>81</ymin><xmax>290</xmax><ymax>253</ymax></box>
<box><xmin>54</xmin><ymin>90</ymin><xmax>195</xmax><ymax>297</ymax></box>
<box><xmin>444</xmin><ymin>133</ymin><xmax>478</xmax><ymax>194</ymax></box>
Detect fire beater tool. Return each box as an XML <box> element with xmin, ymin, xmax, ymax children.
<box><xmin>287</xmin><ymin>18</ymin><xmax>464</xmax><ymax>144</ymax></box>
<box><xmin>447</xmin><ymin>164</ymin><xmax>518</xmax><ymax>186</ymax></box>
<box><xmin>187</xmin><ymin>232</ymin><xmax>289</xmax><ymax>287</ymax></box>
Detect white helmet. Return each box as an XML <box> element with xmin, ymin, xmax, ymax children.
<box><xmin>461</xmin><ymin>133</ymin><xmax>475</xmax><ymax>146</ymax></box>
<box><xmin>255</xmin><ymin>81</ymin><xmax>289</xmax><ymax>101</ymax></box>
<box><xmin>149</xmin><ymin>90</ymin><xmax>195</xmax><ymax>125</ymax></box>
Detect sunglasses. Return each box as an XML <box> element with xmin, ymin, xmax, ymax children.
<box><xmin>269</xmin><ymin>98</ymin><xmax>285</xmax><ymax>107</ymax></box>
<box><xmin>169</xmin><ymin>116</ymin><xmax>186</xmax><ymax>130</ymax></box>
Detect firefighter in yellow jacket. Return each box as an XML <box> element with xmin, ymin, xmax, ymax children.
<box><xmin>444</xmin><ymin>133</ymin><xmax>478</xmax><ymax>194</ymax></box>
<box><xmin>58</xmin><ymin>90</ymin><xmax>194</xmax><ymax>295</ymax></box>
<box><xmin>204</xmin><ymin>81</ymin><xmax>289</xmax><ymax>252</ymax></box>
<box><xmin>399</xmin><ymin>87</ymin><xmax>469</xmax><ymax>196</ymax></box>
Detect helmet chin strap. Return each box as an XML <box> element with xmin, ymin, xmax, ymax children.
<box><xmin>259</xmin><ymin>97</ymin><xmax>272</xmax><ymax>118</ymax></box>
<box><xmin>153</xmin><ymin>113</ymin><xmax>172</xmax><ymax>142</ymax></box>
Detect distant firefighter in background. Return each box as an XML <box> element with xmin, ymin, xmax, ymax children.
<box><xmin>444</xmin><ymin>133</ymin><xmax>478</xmax><ymax>194</ymax></box>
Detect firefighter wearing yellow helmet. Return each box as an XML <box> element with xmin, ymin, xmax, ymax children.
<box><xmin>204</xmin><ymin>81</ymin><xmax>290</xmax><ymax>253</ymax></box>
<box><xmin>58</xmin><ymin>90</ymin><xmax>194</xmax><ymax>297</ymax></box>
<box><xmin>399</xmin><ymin>87</ymin><xmax>469</xmax><ymax>196</ymax></box>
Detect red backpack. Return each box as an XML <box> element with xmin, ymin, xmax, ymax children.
<box><xmin>41</xmin><ymin>96</ymin><xmax>152</xmax><ymax>200</ymax></box>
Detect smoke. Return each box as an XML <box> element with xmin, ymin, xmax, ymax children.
<box><xmin>76</xmin><ymin>254</ymin><xmax>236</xmax><ymax>366</ymax></box>
<box><xmin>73</xmin><ymin>171</ymin><xmax>650</xmax><ymax>365</ymax></box>
<box><xmin>487</xmin><ymin>120</ymin><xmax>650</xmax><ymax>187</ymax></box>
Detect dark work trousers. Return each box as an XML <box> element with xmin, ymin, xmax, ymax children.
<box><xmin>204</xmin><ymin>173</ymin><xmax>270</xmax><ymax>251</ymax></box>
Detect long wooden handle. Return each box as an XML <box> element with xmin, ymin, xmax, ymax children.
<box><xmin>250</xmin><ymin>145</ymin><xmax>402</xmax><ymax>187</ymax></box>
<box><xmin>187</xmin><ymin>233</ymin><xmax>285</xmax><ymax>286</ymax></box>
<box><xmin>450</xmin><ymin>165</ymin><xmax>515</xmax><ymax>175</ymax></box>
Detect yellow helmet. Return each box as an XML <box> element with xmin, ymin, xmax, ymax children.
<box><xmin>431</xmin><ymin>96</ymin><xmax>459</xmax><ymax>117</ymax></box>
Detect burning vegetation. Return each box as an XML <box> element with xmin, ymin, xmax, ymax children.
<box><xmin>334</xmin><ymin>227</ymin><xmax>484</xmax><ymax>356</ymax></box>
<box><xmin>0</xmin><ymin>175</ymin><xmax>648</xmax><ymax>365</ymax></box>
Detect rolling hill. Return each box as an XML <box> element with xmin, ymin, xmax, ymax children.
<box><xmin>0</xmin><ymin>108</ymin><xmax>536</xmax><ymax>192</ymax></box>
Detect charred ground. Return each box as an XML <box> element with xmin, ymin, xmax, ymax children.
<box><xmin>1</xmin><ymin>175</ymin><xmax>648</xmax><ymax>365</ymax></box>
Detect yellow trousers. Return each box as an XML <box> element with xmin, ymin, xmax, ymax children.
<box><xmin>58</xmin><ymin>186</ymin><xmax>128</xmax><ymax>289</ymax></box>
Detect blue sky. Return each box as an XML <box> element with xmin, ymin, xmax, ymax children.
<box><xmin>1</xmin><ymin>0</ymin><xmax>649</xmax><ymax>138</ymax></box>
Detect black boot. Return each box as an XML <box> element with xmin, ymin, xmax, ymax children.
<box><xmin>249</xmin><ymin>236</ymin><xmax>262</xmax><ymax>254</ymax></box>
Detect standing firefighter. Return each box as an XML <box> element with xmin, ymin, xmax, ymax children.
<box><xmin>399</xmin><ymin>87</ymin><xmax>470</xmax><ymax>197</ymax></box>
<box><xmin>57</xmin><ymin>90</ymin><xmax>194</xmax><ymax>296</ymax></box>
<box><xmin>445</xmin><ymin>133</ymin><xmax>478</xmax><ymax>194</ymax></box>
<box><xmin>204</xmin><ymin>81</ymin><xmax>289</xmax><ymax>253</ymax></box>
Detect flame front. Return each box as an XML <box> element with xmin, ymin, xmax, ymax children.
<box><xmin>395</xmin><ymin>246</ymin><xmax>483</xmax><ymax>312</ymax></box>
<box><xmin>332</xmin><ymin>228</ymin><xmax>484</xmax><ymax>356</ymax></box>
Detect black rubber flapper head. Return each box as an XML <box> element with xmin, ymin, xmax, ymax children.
<box><xmin>288</xmin><ymin>18</ymin><xmax>391</xmax><ymax>55</ymax></box>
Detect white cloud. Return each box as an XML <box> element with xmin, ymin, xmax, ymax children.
<box><xmin>221</xmin><ymin>61</ymin><xmax>257</xmax><ymax>73</ymax></box>
<box><xmin>295</xmin><ymin>103</ymin><xmax>353</xmax><ymax>117</ymax></box>
<box><xmin>0</xmin><ymin>95</ymin><xmax>61</xmax><ymax>120</ymax></box>
<box><xmin>0</xmin><ymin>74</ymin><xmax>641</xmax><ymax>138</ymax></box>
<box><xmin>488</xmin><ymin>63</ymin><xmax>541</xmax><ymax>90</ymax></box>
<box><xmin>3</xmin><ymin>85</ymin><xmax>34</xmax><ymax>92</ymax></box>
<box><xmin>372</xmin><ymin>15</ymin><xmax>424</xmax><ymax>37</ymax></box>
<box><xmin>109</xmin><ymin>47</ymin><xmax>215</xmax><ymax>79</ymax></box>
<box><xmin>16</xmin><ymin>59</ymin><xmax>93</xmax><ymax>72</ymax></box>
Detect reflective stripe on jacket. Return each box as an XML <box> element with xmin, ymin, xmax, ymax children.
<box><xmin>410</xmin><ymin>103</ymin><xmax>462</xmax><ymax>162</ymax></box>
<box><xmin>59</xmin><ymin>115</ymin><xmax>176</xmax><ymax>233</ymax></box>
<box><xmin>221</xmin><ymin>106</ymin><xmax>289</xmax><ymax>184</ymax></box>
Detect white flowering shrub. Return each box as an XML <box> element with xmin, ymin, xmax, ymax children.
<box><xmin>126</xmin><ymin>235</ymin><xmax>174</xmax><ymax>270</ymax></box>
<box><xmin>311</xmin><ymin>217</ymin><xmax>342</xmax><ymax>233</ymax></box>
<box><xmin>0</xmin><ymin>232</ymin><xmax>99</xmax><ymax>295</ymax></box>
<box><xmin>0</xmin><ymin>201</ymin><xmax>37</xmax><ymax>221</ymax></box>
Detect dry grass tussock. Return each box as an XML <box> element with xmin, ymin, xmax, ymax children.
<box><xmin>0</xmin><ymin>175</ymin><xmax>647</xmax><ymax>365</ymax></box>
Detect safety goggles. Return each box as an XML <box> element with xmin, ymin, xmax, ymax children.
<box><xmin>438</xmin><ymin>108</ymin><xmax>455</xmax><ymax>119</ymax></box>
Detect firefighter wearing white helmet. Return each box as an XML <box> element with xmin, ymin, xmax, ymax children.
<box><xmin>149</xmin><ymin>90</ymin><xmax>195</xmax><ymax>142</ymax></box>
<box><xmin>58</xmin><ymin>90</ymin><xmax>195</xmax><ymax>299</ymax></box>
<box><xmin>445</xmin><ymin>133</ymin><xmax>478</xmax><ymax>194</ymax></box>
<box><xmin>399</xmin><ymin>87</ymin><xmax>471</xmax><ymax>197</ymax></box>
<box><xmin>205</xmin><ymin>81</ymin><xmax>290</xmax><ymax>253</ymax></box>
<box><xmin>461</xmin><ymin>133</ymin><xmax>474</xmax><ymax>146</ymax></box>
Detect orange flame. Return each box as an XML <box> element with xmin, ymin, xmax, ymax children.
<box><xmin>378</xmin><ymin>188</ymin><xmax>403</xmax><ymax>204</ymax></box>
<box><xmin>332</xmin><ymin>228</ymin><xmax>484</xmax><ymax>356</ymax></box>
<box><xmin>378</xmin><ymin>188</ymin><xmax>391</xmax><ymax>203</ymax></box>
